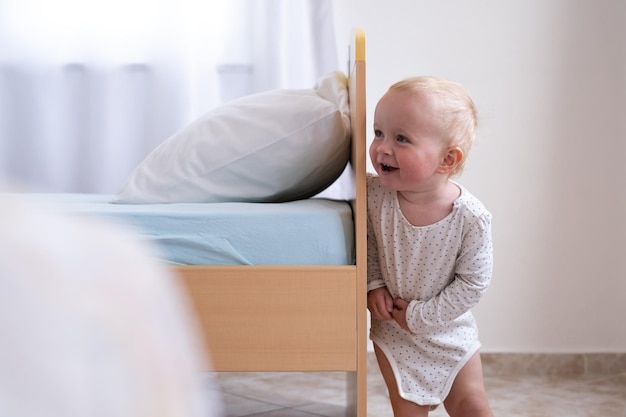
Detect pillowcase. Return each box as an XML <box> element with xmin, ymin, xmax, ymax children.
<box><xmin>113</xmin><ymin>71</ymin><xmax>351</xmax><ymax>204</ymax></box>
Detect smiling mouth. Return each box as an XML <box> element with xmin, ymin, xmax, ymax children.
<box><xmin>381</xmin><ymin>163</ymin><xmax>397</xmax><ymax>172</ymax></box>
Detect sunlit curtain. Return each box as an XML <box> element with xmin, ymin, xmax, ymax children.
<box><xmin>0</xmin><ymin>0</ymin><xmax>338</xmax><ymax>193</ymax></box>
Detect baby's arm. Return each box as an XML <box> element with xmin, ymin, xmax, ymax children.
<box><xmin>405</xmin><ymin>215</ymin><xmax>493</xmax><ymax>333</ymax></box>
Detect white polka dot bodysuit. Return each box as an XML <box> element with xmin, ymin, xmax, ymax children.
<box><xmin>367</xmin><ymin>174</ymin><xmax>493</xmax><ymax>406</ymax></box>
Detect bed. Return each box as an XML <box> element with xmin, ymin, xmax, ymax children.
<box><xmin>16</xmin><ymin>29</ymin><xmax>367</xmax><ymax>417</ymax></box>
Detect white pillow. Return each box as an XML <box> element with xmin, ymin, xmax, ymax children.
<box><xmin>113</xmin><ymin>71</ymin><xmax>351</xmax><ymax>204</ymax></box>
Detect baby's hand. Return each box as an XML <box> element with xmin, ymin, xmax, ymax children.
<box><xmin>367</xmin><ymin>287</ymin><xmax>394</xmax><ymax>321</ymax></box>
<box><xmin>391</xmin><ymin>298</ymin><xmax>411</xmax><ymax>332</ymax></box>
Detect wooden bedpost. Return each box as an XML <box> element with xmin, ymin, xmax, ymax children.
<box><xmin>347</xmin><ymin>27</ymin><xmax>367</xmax><ymax>417</ymax></box>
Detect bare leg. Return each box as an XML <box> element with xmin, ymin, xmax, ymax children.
<box><xmin>373</xmin><ymin>344</ymin><xmax>430</xmax><ymax>417</ymax></box>
<box><xmin>443</xmin><ymin>351</ymin><xmax>494</xmax><ymax>417</ymax></box>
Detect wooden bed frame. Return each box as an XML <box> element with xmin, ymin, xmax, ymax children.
<box><xmin>175</xmin><ymin>29</ymin><xmax>367</xmax><ymax>417</ymax></box>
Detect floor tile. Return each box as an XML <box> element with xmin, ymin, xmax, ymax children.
<box><xmin>220</xmin><ymin>392</ymin><xmax>288</xmax><ymax>417</ymax></box>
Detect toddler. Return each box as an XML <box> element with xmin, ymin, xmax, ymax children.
<box><xmin>367</xmin><ymin>76</ymin><xmax>494</xmax><ymax>416</ymax></box>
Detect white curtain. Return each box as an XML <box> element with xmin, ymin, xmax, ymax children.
<box><xmin>0</xmin><ymin>0</ymin><xmax>338</xmax><ymax>193</ymax></box>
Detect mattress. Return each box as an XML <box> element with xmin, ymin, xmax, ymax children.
<box><xmin>14</xmin><ymin>194</ymin><xmax>355</xmax><ymax>266</ymax></box>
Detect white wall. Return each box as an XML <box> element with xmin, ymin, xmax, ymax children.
<box><xmin>334</xmin><ymin>0</ymin><xmax>626</xmax><ymax>353</ymax></box>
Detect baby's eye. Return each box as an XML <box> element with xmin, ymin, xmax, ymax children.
<box><xmin>374</xmin><ymin>129</ymin><xmax>383</xmax><ymax>138</ymax></box>
<box><xmin>396</xmin><ymin>135</ymin><xmax>409</xmax><ymax>143</ymax></box>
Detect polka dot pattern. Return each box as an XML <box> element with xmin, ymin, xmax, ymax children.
<box><xmin>367</xmin><ymin>174</ymin><xmax>493</xmax><ymax>405</ymax></box>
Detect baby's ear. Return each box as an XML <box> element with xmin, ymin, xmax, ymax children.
<box><xmin>438</xmin><ymin>146</ymin><xmax>464</xmax><ymax>175</ymax></box>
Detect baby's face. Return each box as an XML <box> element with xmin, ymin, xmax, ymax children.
<box><xmin>369</xmin><ymin>89</ymin><xmax>449</xmax><ymax>192</ymax></box>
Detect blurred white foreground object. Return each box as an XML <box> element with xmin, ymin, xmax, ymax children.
<box><xmin>0</xmin><ymin>195</ymin><xmax>223</xmax><ymax>417</ymax></box>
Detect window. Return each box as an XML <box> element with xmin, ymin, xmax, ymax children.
<box><xmin>0</xmin><ymin>0</ymin><xmax>337</xmax><ymax>192</ymax></box>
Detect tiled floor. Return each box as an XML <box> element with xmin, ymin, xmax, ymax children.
<box><xmin>211</xmin><ymin>353</ymin><xmax>626</xmax><ymax>417</ymax></box>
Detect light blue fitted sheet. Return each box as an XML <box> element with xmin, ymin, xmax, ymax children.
<box><xmin>18</xmin><ymin>193</ymin><xmax>354</xmax><ymax>266</ymax></box>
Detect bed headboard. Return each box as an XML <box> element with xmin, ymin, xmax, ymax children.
<box><xmin>349</xmin><ymin>28</ymin><xmax>366</xmax><ymax>269</ymax></box>
<box><xmin>348</xmin><ymin>28</ymin><xmax>367</xmax><ymax>411</ymax></box>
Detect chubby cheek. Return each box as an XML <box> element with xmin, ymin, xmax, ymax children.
<box><xmin>392</xmin><ymin>153</ymin><xmax>422</xmax><ymax>177</ymax></box>
<box><xmin>368</xmin><ymin>142</ymin><xmax>379</xmax><ymax>171</ymax></box>
<box><xmin>400</xmin><ymin>158</ymin><xmax>436</xmax><ymax>183</ymax></box>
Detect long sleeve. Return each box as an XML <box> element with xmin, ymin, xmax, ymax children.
<box><xmin>367</xmin><ymin>208</ymin><xmax>387</xmax><ymax>292</ymax></box>
<box><xmin>405</xmin><ymin>213</ymin><xmax>493</xmax><ymax>334</ymax></box>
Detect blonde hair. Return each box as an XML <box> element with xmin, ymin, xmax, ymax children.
<box><xmin>388</xmin><ymin>76</ymin><xmax>477</xmax><ymax>176</ymax></box>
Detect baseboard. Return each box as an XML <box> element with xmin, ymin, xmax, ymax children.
<box><xmin>367</xmin><ymin>351</ymin><xmax>626</xmax><ymax>377</ymax></box>
<box><xmin>480</xmin><ymin>352</ymin><xmax>626</xmax><ymax>377</ymax></box>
